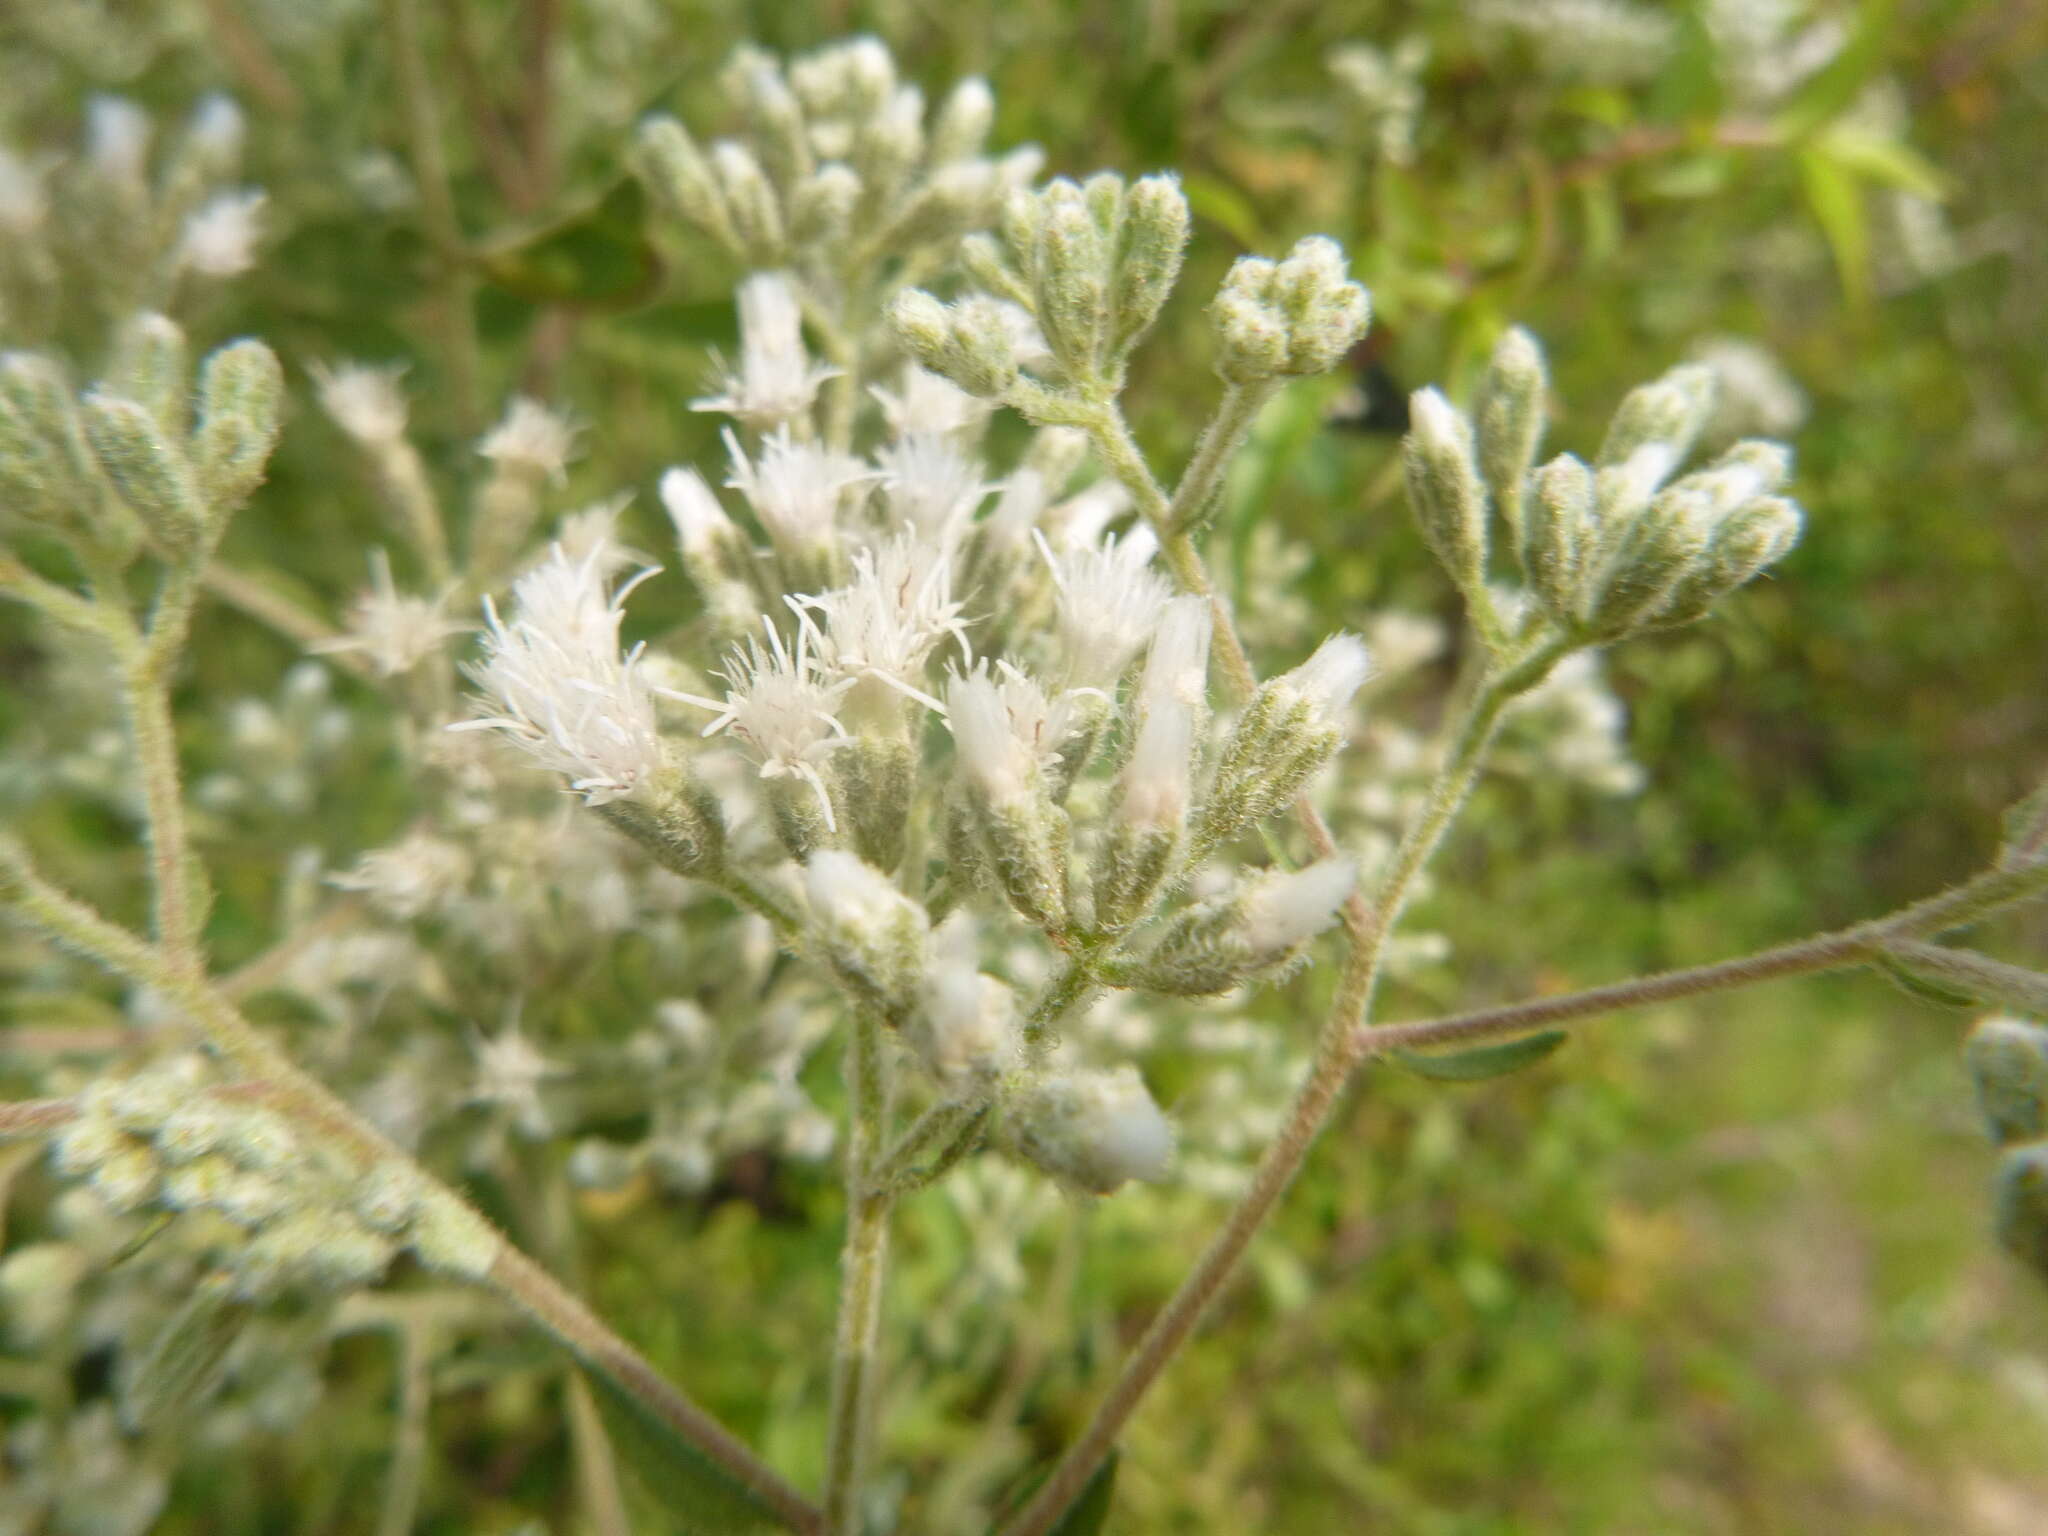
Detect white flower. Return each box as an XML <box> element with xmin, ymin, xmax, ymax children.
<box><xmin>453</xmin><ymin>544</ymin><xmax>666</xmax><ymax>806</ymax></box>
<box><xmin>1363</xmin><ymin>611</ymin><xmax>1445</xmax><ymax>680</ymax></box>
<box><xmin>329</xmin><ymin>831</ymin><xmax>472</xmax><ymax>920</ymax></box>
<box><xmin>870</xmin><ymin>365</ymin><xmax>992</xmax><ymax>437</ymax></box>
<box><xmin>311</xmin><ymin>361</ymin><xmax>409</xmax><ymax>446</ymax></box>
<box><xmin>985</xmin><ymin>466</ymin><xmax>1051</xmax><ymax>549</ymax></box>
<box><xmin>1013</xmin><ymin>1065</ymin><xmax>1174</xmax><ymax>1193</ymax></box>
<box><xmin>1271</xmin><ymin>633</ymin><xmax>1373</xmax><ymax>727</ymax></box>
<box><xmin>479</xmin><ymin>397</ymin><xmax>576</xmax><ymax>483</ymax></box>
<box><xmin>187</xmin><ymin>93</ymin><xmax>246</xmax><ymax>163</ymax></box>
<box><xmin>311</xmin><ymin>549</ymin><xmax>469</xmax><ymax>677</ymax></box>
<box><xmin>1120</xmin><ymin>696</ymin><xmax>1195</xmax><ymax>834</ymax></box>
<box><xmin>691</xmin><ymin>272</ymin><xmax>839</xmax><ymax>430</ymax></box>
<box><xmin>553</xmin><ymin>495</ymin><xmax>646</xmax><ymax>578</ymax></box>
<box><xmin>178</xmin><ymin>189</ymin><xmax>266</xmax><ymax>278</ymax></box>
<box><xmin>1137</xmin><ymin>595</ymin><xmax>1213</xmax><ymax>717</ymax></box>
<box><xmin>468</xmin><ymin>1021</ymin><xmax>562</xmax><ymax>1137</ymax></box>
<box><xmin>668</xmin><ymin>616</ymin><xmax>854</xmax><ymax>826</ymax></box>
<box><xmin>1232</xmin><ymin>858</ymin><xmax>1357</xmax><ymax>954</ymax></box>
<box><xmin>0</xmin><ymin>148</ymin><xmax>50</xmax><ymax>233</ymax></box>
<box><xmin>1038</xmin><ymin>531</ymin><xmax>1172</xmax><ymax>689</ymax></box>
<box><xmin>659</xmin><ymin>467</ymin><xmax>742</xmax><ymax>559</ymax></box>
<box><xmin>724</xmin><ymin>426</ymin><xmax>877</xmax><ymax>552</ymax></box>
<box><xmin>1044</xmin><ymin>480</ymin><xmax>1133</xmax><ymax>551</ymax></box>
<box><xmin>873</xmin><ymin>431</ymin><xmax>989</xmax><ymax>544</ymax></box>
<box><xmin>791</xmin><ymin>529</ymin><xmax>969</xmax><ymax>710</ymax></box>
<box><xmin>86</xmin><ymin>95</ymin><xmax>151</xmax><ymax>183</ymax></box>
<box><xmin>944</xmin><ymin>659</ymin><xmax>1085</xmax><ymax>806</ymax></box>
<box><xmin>911</xmin><ymin>913</ymin><xmax>1019</xmax><ymax>1089</ymax></box>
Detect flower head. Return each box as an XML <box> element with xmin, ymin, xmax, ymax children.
<box><xmin>312</xmin><ymin>361</ymin><xmax>409</xmax><ymax>447</ymax></box>
<box><xmin>724</xmin><ymin>426</ymin><xmax>877</xmax><ymax>553</ymax></box>
<box><xmin>792</xmin><ymin>528</ymin><xmax>970</xmax><ymax>711</ymax></box>
<box><xmin>944</xmin><ymin>658</ymin><xmax>1085</xmax><ymax>806</ymax></box>
<box><xmin>691</xmin><ymin>272</ymin><xmax>839</xmax><ymax>430</ymax></box>
<box><xmin>312</xmin><ymin>549</ymin><xmax>469</xmax><ymax>677</ymax></box>
<box><xmin>1038</xmin><ymin>530</ymin><xmax>1172</xmax><ymax>689</ymax></box>
<box><xmin>454</xmin><ymin>544</ymin><xmax>666</xmax><ymax>805</ymax></box>
<box><xmin>479</xmin><ymin>397</ymin><xmax>576</xmax><ymax>484</ymax></box>
<box><xmin>178</xmin><ymin>189</ymin><xmax>266</xmax><ymax>278</ymax></box>
<box><xmin>669</xmin><ymin>616</ymin><xmax>854</xmax><ymax>826</ymax></box>
<box><xmin>873</xmin><ymin>431</ymin><xmax>989</xmax><ymax>544</ymax></box>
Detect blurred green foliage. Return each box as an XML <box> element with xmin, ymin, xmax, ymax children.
<box><xmin>2</xmin><ymin>0</ymin><xmax>2046</xmax><ymax>1531</ymax></box>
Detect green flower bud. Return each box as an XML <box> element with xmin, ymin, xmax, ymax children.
<box><xmin>1966</xmin><ymin>1016</ymin><xmax>2048</xmax><ymax>1147</ymax></box>
<box><xmin>1209</xmin><ymin>238</ymin><xmax>1369</xmax><ymax>382</ymax></box>
<box><xmin>1110</xmin><ymin>173</ymin><xmax>1189</xmax><ymax>355</ymax></box>
<box><xmin>1523</xmin><ymin>453</ymin><xmax>1596</xmax><ymax>624</ymax></box>
<box><xmin>192</xmin><ymin>338</ymin><xmax>283</xmax><ymax>514</ymax></box>
<box><xmin>959</xmin><ymin>231</ymin><xmax>1029</xmax><ymax>305</ymax></box>
<box><xmin>1994</xmin><ymin>1142</ymin><xmax>2048</xmax><ymax>1284</ymax></box>
<box><xmin>81</xmin><ymin>390</ymin><xmax>209</xmax><ymax>553</ymax></box>
<box><xmin>107</xmin><ymin>312</ymin><xmax>191</xmax><ymax>437</ymax></box>
<box><xmin>711</xmin><ymin>141</ymin><xmax>787</xmax><ymax>266</ymax></box>
<box><xmin>1035</xmin><ymin>188</ymin><xmax>1109</xmax><ymax>384</ymax></box>
<box><xmin>1404</xmin><ymin>387</ymin><xmax>1489</xmax><ymax>597</ymax></box>
<box><xmin>724</xmin><ymin>46</ymin><xmax>810</xmax><ymax>188</ymax></box>
<box><xmin>929</xmin><ymin>77</ymin><xmax>994</xmax><ymax>165</ymax></box>
<box><xmin>1597</xmin><ymin>363</ymin><xmax>1716</xmax><ymax>471</ymax></box>
<box><xmin>1473</xmin><ymin>326</ymin><xmax>1547</xmax><ymax>539</ymax></box>
<box><xmin>633</xmin><ymin>116</ymin><xmax>740</xmax><ymax>253</ymax></box>
<box><xmin>790</xmin><ymin>163</ymin><xmax>861</xmax><ymax>248</ymax></box>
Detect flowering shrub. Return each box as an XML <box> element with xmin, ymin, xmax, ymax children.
<box><xmin>0</xmin><ymin>17</ymin><xmax>2043</xmax><ymax>1536</ymax></box>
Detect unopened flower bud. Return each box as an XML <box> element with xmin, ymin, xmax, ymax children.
<box><xmin>1197</xmin><ymin>633</ymin><xmax>1371</xmax><ymax>854</ymax></box>
<box><xmin>1111</xmin><ymin>174</ymin><xmax>1189</xmax><ymax>355</ymax></box>
<box><xmin>959</xmin><ymin>231</ymin><xmax>1029</xmax><ymax>305</ymax></box>
<box><xmin>82</xmin><ymin>390</ymin><xmax>209</xmax><ymax>552</ymax></box>
<box><xmin>107</xmin><ymin>312</ymin><xmax>190</xmax><ymax>437</ymax></box>
<box><xmin>910</xmin><ymin>919</ymin><xmax>1020</xmax><ymax>1089</ymax></box>
<box><xmin>790</xmin><ymin>163</ymin><xmax>860</xmax><ymax>247</ymax></box>
<box><xmin>633</xmin><ymin>115</ymin><xmax>739</xmax><ymax>252</ymax></box>
<box><xmin>1598</xmin><ymin>363</ymin><xmax>1716</xmax><ymax>472</ymax></box>
<box><xmin>929</xmin><ymin>77</ymin><xmax>995</xmax><ymax>166</ymax></box>
<box><xmin>1011</xmin><ymin>1065</ymin><xmax>1174</xmax><ymax>1194</ymax></box>
<box><xmin>1994</xmin><ymin>1142</ymin><xmax>2048</xmax><ymax>1284</ymax></box>
<box><xmin>1210</xmin><ymin>237</ymin><xmax>1369</xmax><ymax>382</ymax></box>
<box><xmin>1966</xmin><ymin>1016</ymin><xmax>2048</xmax><ymax>1146</ymax></box>
<box><xmin>1035</xmin><ymin>188</ymin><xmax>1109</xmax><ymax>383</ymax></box>
<box><xmin>1404</xmin><ymin>387</ymin><xmax>1489</xmax><ymax>597</ymax></box>
<box><xmin>1523</xmin><ymin>453</ymin><xmax>1596</xmax><ymax>623</ymax></box>
<box><xmin>804</xmin><ymin>850</ymin><xmax>929</xmax><ymax>1019</ymax></box>
<box><xmin>193</xmin><ymin>338</ymin><xmax>283</xmax><ymax>513</ymax></box>
<box><xmin>1473</xmin><ymin>326</ymin><xmax>1547</xmax><ymax>538</ymax></box>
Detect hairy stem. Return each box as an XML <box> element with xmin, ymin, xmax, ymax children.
<box><xmin>823</xmin><ymin>1005</ymin><xmax>892</xmax><ymax>1534</ymax></box>
<box><xmin>1001</xmin><ymin>637</ymin><xmax>1567</xmax><ymax>1536</ymax></box>
<box><xmin>0</xmin><ymin>847</ymin><xmax>819</xmax><ymax>1529</ymax></box>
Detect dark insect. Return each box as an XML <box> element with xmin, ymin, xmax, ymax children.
<box><xmin>1326</xmin><ymin>330</ymin><xmax>1410</xmax><ymax>435</ymax></box>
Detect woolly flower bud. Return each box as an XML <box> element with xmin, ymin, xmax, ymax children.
<box><xmin>1403</xmin><ymin>387</ymin><xmax>1489</xmax><ymax>597</ymax></box>
<box><xmin>81</xmin><ymin>389</ymin><xmax>209</xmax><ymax>551</ymax></box>
<box><xmin>790</xmin><ymin>163</ymin><xmax>861</xmax><ymax>248</ymax></box>
<box><xmin>193</xmin><ymin>338</ymin><xmax>283</xmax><ymax>512</ymax></box>
<box><xmin>1966</xmin><ymin>1015</ymin><xmax>2048</xmax><ymax>1147</ymax></box>
<box><xmin>1523</xmin><ymin>453</ymin><xmax>1597</xmax><ymax>624</ymax></box>
<box><xmin>909</xmin><ymin>915</ymin><xmax>1020</xmax><ymax>1089</ymax></box>
<box><xmin>1994</xmin><ymin>1142</ymin><xmax>2048</xmax><ymax>1284</ymax></box>
<box><xmin>108</xmin><ymin>312</ymin><xmax>190</xmax><ymax>436</ymax></box>
<box><xmin>1474</xmin><ymin>326</ymin><xmax>1548</xmax><ymax>537</ymax></box>
<box><xmin>1110</xmin><ymin>174</ymin><xmax>1190</xmax><ymax>354</ymax></box>
<box><xmin>1597</xmin><ymin>363</ymin><xmax>1716</xmax><ymax>475</ymax></box>
<box><xmin>1210</xmin><ymin>236</ymin><xmax>1370</xmax><ymax>383</ymax></box>
<box><xmin>711</xmin><ymin>141</ymin><xmax>786</xmax><ymax>265</ymax></box>
<box><xmin>929</xmin><ymin>77</ymin><xmax>995</xmax><ymax>165</ymax></box>
<box><xmin>944</xmin><ymin>662</ymin><xmax>1075</xmax><ymax>931</ymax></box>
<box><xmin>634</xmin><ymin>115</ymin><xmax>738</xmax><ymax>252</ymax></box>
<box><xmin>1196</xmin><ymin>633</ymin><xmax>1370</xmax><ymax>854</ymax></box>
<box><xmin>1011</xmin><ymin>1065</ymin><xmax>1174</xmax><ymax>1194</ymax></box>
<box><xmin>890</xmin><ymin>289</ymin><xmax>1020</xmax><ymax>401</ymax></box>
<box><xmin>1230</xmin><ymin>858</ymin><xmax>1356</xmax><ymax>955</ymax></box>
<box><xmin>804</xmin><ymin>851</ymin><xmax>929</xmax><ymax>1018</ymax></box>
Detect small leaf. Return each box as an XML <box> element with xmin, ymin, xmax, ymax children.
<box><xmin>580</xmin><ymin>1362</ymin><xmax>789</xmax><ymax>1534</ymax></box>
<box><xmin>1799</xmin><ymin>146</ymin><xmax>1869</xmax><ymax>309</ymax></box>
<box><xmin>479</xmin><ymin>180</ymin><xmax>662</xmax><ymax>310</ymax></box>
<box><xmin>1878</xmin><ymin>941</ymin><xmax>2048</xmax><ymax>1016</ymax></box>
<box><xmin>119</xmin><ymin>1273</ymin><xmax>251</xmax><ymax>1431</ymax></box>
<box><xmin>1392</xmin><ymin>1030</ymin><xmax>1568</xmax><ymax>1082</ymax></box>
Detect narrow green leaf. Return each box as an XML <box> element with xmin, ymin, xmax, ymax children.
<box><xmin>479</xmin><ymin>180</ymin><xmax>662</xmax><ymax>310</ymax></box>
<box><xmin>1819</xmin><ymin>126</ymin><xmax>1948</xmax><ymax>201</ymax></box>
<box><xmin>119</xmin><ymin>1273</ymin><xmax>251</xmax><ymax>1431</ymax></box>
<box><xmin>1799</xmin><ymin>146</ymin><xmax>1869</xmax><ymax>309</ymax></box>
<box><xmin>580</xmin><ymin>1362</ymin><xmax>788</xmax><ymax>1534</ymax></box>
<box><xmin>1878</xmin><ymin>941</ymin><xmax>2048</xmax><ymax>1016</ymax></box>
<box><xmin>1392</xmin><ymin>1030</ymin><xmax>1568</xmax><ymax>1082</ymax></box>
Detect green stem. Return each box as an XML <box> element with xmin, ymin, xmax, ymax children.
<box><xmin>1163</xmin><ymin>381</ymin><xmax>1277</xmax><ymax>533</ymax></box>
<box><xmin>382</xmin><ymin>0</ymin><xmax>482</xmax><ymax>429</ymax></box>
<box><xmin>822</xmin><ymin>1005</ymin><xmax>892</xmax><ymax>1534</ymax></box>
